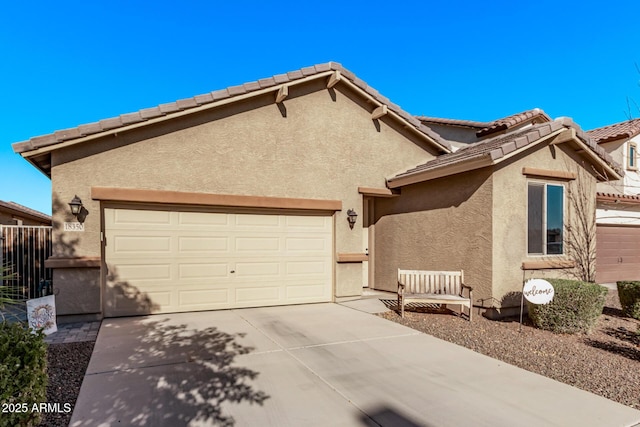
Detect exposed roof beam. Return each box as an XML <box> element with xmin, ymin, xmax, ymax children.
<box><xmin>327</xmin><ymin>70</ymin><xmax>341</xmax><ymax>88</ymax></box>
<box><xmin>371</xmin><ymin>105</ymin><xmax>388</xmax><ymax>120</ymax></box>
<box><xmin>276</xmin><ymin>85</ymin><xmax>288</xmax><ymax>103</ymax></box>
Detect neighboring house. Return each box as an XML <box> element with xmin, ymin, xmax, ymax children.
<box><xmin>587</xmin><ymin>119</ymin><xmax>640</xmax><ymax>283</ymax></box>
<box><xmin>0</xmin><ymin>200</ymin><xmax>52</xmax><ymax>226</ymax></box>
<box><xmin>12</xmin><ymin>62</ymin><xmax>622</xmax><ymax>321</ymax></box>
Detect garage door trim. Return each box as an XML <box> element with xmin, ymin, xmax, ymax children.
<box><xmin>92</xmin><ymin>187</ymin><xmax>342</xmax><ymax>212</ymax></box>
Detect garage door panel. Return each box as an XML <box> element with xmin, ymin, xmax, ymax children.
<box><xmin>113</xmin><ymin>209</ymin><xmax>171</xmax><ymax>225</ymax></box>
<box><xmin>178</xmin><ymin>211</ymin><xmax>229</xmax><ymax>226</ymax></box>
<box><xmin>285</xmin><ymin>216</ymin><xmax>330</xmax><ymax>228</ymax></box>
<box><xmin>597</xmin><ymin>225</ymin><xmax>640</xmax><ymax>283</ymax></box>
<box><xmin>286</xmin><ymin>260</ymin><xmax>329</xmax><ymax>275</ymax></box>
<box><xmin>285</xmin><ymin>236</ymin><xmax>331</xmax><ymax>253</ymax></box>
<box><xmin>235</xmin><ymin>237</ymin><xmax>281</xmax><ymax>252</ymax></box>
<box><xmin>235</xmin><ymin>286</ymin><xmax>280</xmax><ymax>304</ymax></box>
<box><xmin>105</xmin><ymin>208</ymin><xmax>333</xmax><ymax>316</ymax></box>
<box><xmin>113</xmin><ymin>236</ymin><xmax>172</xmax><ymax>253</ymax></box>
<box><xmin>285</xmin><ymin>283</ymin><xmax>329</xmax><ymax>299</ymax></box>
<box><xmin>112</xmin><ymin>289</ymin><xmax>172</xmax><ymax>313</ymax></box>
<box><xmin>178</xmin><ymin>236</ymin><xmax>230</xmax><ymax>252</ymax></box>
<box><xmin>179</xmin><ymin>289</ymin><xmax>230</xmax><ymax>307</ymax></box>
<box><xmin>235</xmin><ymin>214</ymin><xmax>281</xmax><ymax>227</ymax></box>
<box><xmin>234</xmin><ymin>262</ymin><xmax>280</xmax><ymax>277</ymax></box>
<box><xmin>116</xmin><ymin>264</ymin><xmax>172</xmax><ymax>281</ymax></box>
<box><xmin>178</xmin><ymin>262</ymin><xmax>230</xmax><ymax>279</ymax></box>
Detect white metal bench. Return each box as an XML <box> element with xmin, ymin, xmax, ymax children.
<box><xmin>397</xmin><ymin>269</ymin><xmax>473</xmax><ymax>321</ymax></box>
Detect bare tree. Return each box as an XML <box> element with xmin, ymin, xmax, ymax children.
<box><xmin>564</xmin><ymin>167</ymin><xmax>597</xmax><ymax>282</ymax></box>
<box><xmin>624</xmin><ymin>63</ymin><xmax>640</xmax><ymax>120</ymax></box>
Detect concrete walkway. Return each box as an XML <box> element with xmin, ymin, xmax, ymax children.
<box><xmin>70</xmin><ymin>303</ymin><xmax>640</xmax><ymax>427</ymax></box>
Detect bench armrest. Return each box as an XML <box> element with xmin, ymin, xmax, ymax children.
<box><xmin>461</xmin><ymin>283</ymin><xmax>473</xmax><ymax>291</ymax></box>
<box><xmin>397</xmin><ymin>282</ymin><xmax>405</xmax><ymax>295</ymax></box>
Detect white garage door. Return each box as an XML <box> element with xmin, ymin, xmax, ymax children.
<box><xmin>104</xmin><ymin>207</ymin><xmax>333</xmax><ymax>317</ymax></box>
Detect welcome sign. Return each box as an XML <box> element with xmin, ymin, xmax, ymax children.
<box><xmin>26</xmin><ymin>295</ymin><xmax>58</xmax><ymax>335</ymax></box>
<box><xmin>523</xmin><ymin>279</ymin><xmax>555</xmax><ymax>305</ymax></box>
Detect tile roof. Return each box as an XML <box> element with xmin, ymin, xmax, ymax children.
<box><xmin>0</xmin><ymin>200</ymin><xmax>51</xmax><ymax>223</ymax></box>
<box><xmin>12</xmin><ymin>62</ymin><xmax>451</xmax><ymax>157</ymax></box>
<box><xmin>476</xmin><ymin>108</ymin><xmax>552</xmax><ymax>137</ymax></box>
<box><xmin>597</xmin><ymin>192</ymin><xmax>640</xmax><ymax>204</ymax></box>
<box><xmin>417</xmin><ymin>108</ymin><xmax>552</xmax><ymax>138</ymax></box>
<box><xmin>416</xmin><ymin>116</ymin><xmax>489</xmax><ymax>129</ymax></box>
<box><xmin>587</xmin><ymin>118</ymin><xmax>640</xmax><ymax>143</ymax></box>
<box><xmin>389</xmin><ymin>118</ymin><xmax>622</xmax><ymax>186</ymax></box>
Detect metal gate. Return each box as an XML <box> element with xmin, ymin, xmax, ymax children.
<box><xmin>0</xmin><ymin>225</ymin><xmax>52</xmax><ymax>300</ymax></box>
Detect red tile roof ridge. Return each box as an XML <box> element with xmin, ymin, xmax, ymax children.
<box><xmin>389</xmin><ymin>118</ymin><xmax>623</xmax><ymax>184</ymax></box>
<box><xmin>587</xmin><ymin>118</ymin><xmax>640</xmax><ymax>143</ymax></box>
<box><xmin>476</xmin><ymin>108</ymin><xmax>551</xmax><ymax>137</ymax></box>
<box><xmin>416</xmin><ymin>116</ymin><xmax>490</xmax><ymax>129</ymax></box>
<box><xmin>13</xmin><ymin>62</ymin><xmax>451</xmax><ymax>155</ymax></box>
<box><xmin>418</xmin><ymin>109</ymin><xmax>551</xmax><ymax>138</ymax></box>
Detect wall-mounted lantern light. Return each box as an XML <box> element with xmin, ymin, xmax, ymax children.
<box><xmin>68</xmin><ymin>195</ymin><xmax>83</xmax><ymax>218</ymax></box>
<box><xmin>347</xmin><ymin>209</ymin><xmax>358</xmax><ymax>229</ymax></box>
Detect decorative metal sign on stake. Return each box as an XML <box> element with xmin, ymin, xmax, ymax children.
<box><xmin>519</xmin><ymin>278</ymin><xmax>555</xmax><ymax>332</ymax></box>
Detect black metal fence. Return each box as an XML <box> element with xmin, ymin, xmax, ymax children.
<box><xmin>0</xmin><ymin>225</ymin><xmax>53</xmax><ymax>300</ymax></box>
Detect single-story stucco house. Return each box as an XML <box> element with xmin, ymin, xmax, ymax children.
<box><xmin>12</xmin><ymin>62</ymin><xmax>623</xmax><ymax>321</ymax></box>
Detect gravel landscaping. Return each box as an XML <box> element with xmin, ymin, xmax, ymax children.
<box><xmin>380</xmin><ymin>289</ymin><xmax>640</xmax><ymax>409</ymax></box>
<box><xmin>39</xmin><ymin>341</ymin><xmax>94</xmax><ymax>427</ymax></box>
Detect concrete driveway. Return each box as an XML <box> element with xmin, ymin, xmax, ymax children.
<box><xmin>70</xmin><ymin>303</ymin><xmax>640</xmax><ymax>427</ymax></box>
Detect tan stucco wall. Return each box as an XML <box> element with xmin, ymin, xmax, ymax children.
<box><xmin>491</xmin><ymin>143</ymin><xmax>598</xmax><ymax>312</ymax></box>
<box><xmin>597</xmin><ymin>139</ymin><xmax>626</xmax><ymax>194</ymax></box>
<box><xmin>50</xmin><ymin>80</ymin><xmax>440</xmax><ymax>313</ymax></box>
<box><xmin>53</xmin><ymin>268</ymin><xmax>100</xmax><ymax>315</ymax></box>
<box><xmin>372</xmin><ymin>168</ymin><xmax>494</xmax><ymax>302</ymax></box>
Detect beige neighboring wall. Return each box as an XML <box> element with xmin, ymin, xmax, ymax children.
<box><xmin>373</xmin><ymin>168</ymin><xmax>493</xmax><ymax>301</ymax></box>
<box><xmin>49</xmin><ymin>79</ymin><xmax>439</xmax><ymax>312</ymax></box>
<box><xmin>491</xmin><ymin>142</ymin><xmax>597</xmax><ymax>312</ymax></box>
<box><xmin>597</xmin><ymin>139</ymin><xmax>625</xmax><ymax>194</ymax></box>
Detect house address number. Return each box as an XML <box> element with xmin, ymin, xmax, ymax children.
<box><xmin>63</xmin><ymin>222</ymin><xmax>85</xmax><ymax>232</ymax></box>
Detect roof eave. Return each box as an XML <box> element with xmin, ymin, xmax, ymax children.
<box><xmin>597</xmin><ymin>193</ymin><xmax>640</xmax><ymax>205</ymax></box>
<box><xmin>387</xmin><ymin>127</ymin><xmax>567</xmax><ymax>189</ymax></box>
<box><xmin>562</xmin><ymin>128</ymin><xmax>623</xmax><ymax>181</ymax></box>
<box><xmin>387</xmin><ymin>155</ymin><xmax>493</xmax><ymax>189</ymax></box>
<box><xmin>16</xmin><ymin>71</ymin><xmax>337</xmax><ymax>158</ymax></box>
<box><xmin>15</xmin><ymin>65</ymin><xmax>452</xmax><ymax>172</ymax></box>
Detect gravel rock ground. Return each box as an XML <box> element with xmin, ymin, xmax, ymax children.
<box><xmin>380</xmin><ymin>290</ymin><xmax>640</xmax><ymax>409</ymax></box>
<box><xmin>39</xmin><ymin>341</ymin><xmax>94</xmax><ymax>427</ymax></box>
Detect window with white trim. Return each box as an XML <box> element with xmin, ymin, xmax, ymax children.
<box><xmin>527</xmin><ymin>182</ymin><xmax>564</xmax><ymax>255</ymax></box>
<box><xmin>628</xmin><ymin>142</ymin><xmax>637</xmax><ymax>170</ymax></box>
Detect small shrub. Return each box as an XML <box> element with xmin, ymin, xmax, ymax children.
<box><xmin>616</xmin><ymin>281</ymin><xmax>640</xmax><ymax>320</ymax></box>
<box><xmin>527</xmin><ymin>279</ymin><xmax>607</xmax><ymax>334</ymax></box>
<box><xmin>0</xmin><ymin>322</ymin><xmax>47</xmax><ymax>427</ymax></box>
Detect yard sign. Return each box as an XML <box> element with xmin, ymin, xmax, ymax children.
<box><xmin>26</xmin><ymin>295</ymin><xmax>57</xmax><ymax>335</ymax></box>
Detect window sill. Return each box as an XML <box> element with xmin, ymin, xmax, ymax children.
<box><xmin>521</xmin><ymin>259</ymin><xmax>575</xmax><ymax>270</ymax></box>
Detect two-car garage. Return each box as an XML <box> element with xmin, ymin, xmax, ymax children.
<box><xmin>103</xmin><ymin>207</ymin><xmax>333</xmax><ymax>317</ymax></box>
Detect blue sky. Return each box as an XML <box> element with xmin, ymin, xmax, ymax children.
<box><xmin>3</xmin><ymin>1</ymin><xmax>640</xmax><ymax>215</ymax></box>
